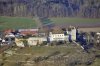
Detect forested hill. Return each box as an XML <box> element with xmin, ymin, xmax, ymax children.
<box><xmin>0</xmin><ymin>0</ymin><xmax>100</xmax><ymax>18</ymax></box>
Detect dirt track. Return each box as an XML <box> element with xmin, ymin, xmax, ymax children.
<box><xmin>55</xmin><ymin>21</ymin><xmax>100</xmax><ymax>28</ymax></box>
<box><xmin>53</xmin><ymin>21</ymin><xmax>100</xmax><ymax>32</ymax></box>
<box><xmin>79</xmin><ymin>27</ymin><xmax>100</xmax><ymax>32</ymax></box>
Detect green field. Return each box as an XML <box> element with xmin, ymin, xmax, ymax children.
<box><xmin>0</xmin><ymin>16</ymin><xmax>37</xmax><ymax>30</ymax></box>
<box><xmin>0</xmin><ymin>16</ymin><xmax>100</xmax><ymax>30</ymax></box>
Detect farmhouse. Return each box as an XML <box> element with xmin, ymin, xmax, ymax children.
<box><xmin>4</xmin><ymin>29</ymin><xmax>14</xmax><ymax>34</ymax></box>
<box><xmin>27</xmin><ymin>37</ymin><xmax>47</xmax><ymax>46</ymax></box>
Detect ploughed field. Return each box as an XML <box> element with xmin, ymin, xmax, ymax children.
<box><xmin>51</xmin><ymin>18</ymin><xmax>100</xmax><ymax>28</ymax></box>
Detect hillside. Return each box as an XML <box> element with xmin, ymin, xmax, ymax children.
<box><xmin>0</xmin><ymin>0</ymin><xmax>100</xmax><ymax>18</ymax></box>
<box><xmin>0</xmin><ymin>45</ymin><xmax>100</xmax><ymax>66</ymax></box>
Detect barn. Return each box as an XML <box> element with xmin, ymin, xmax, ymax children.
<box><xmin>18</xmin><ymin>29</ymin><xmax>38</xmax><ymax>36</ymax></box>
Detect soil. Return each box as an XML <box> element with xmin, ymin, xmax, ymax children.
<box><xmin>79</xmin><ymin>27</ymin><xmax>100</xmax><ymax>32</ymax></box>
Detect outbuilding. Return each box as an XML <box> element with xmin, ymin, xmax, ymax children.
<box><xmin>15</xmin><ymin>38</ymin><xmax>25</xmax><ymax>47</ymax></box>
<box><xmin>27</xmin><ymin>37</ymin><xmax>47</xmax><ymax>46</ymax></box>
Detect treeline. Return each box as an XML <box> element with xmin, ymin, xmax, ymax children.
<box><xmin>0</xmin><ymin>0</ymin><xmax>100</xmax><ymax>18</ymax></box>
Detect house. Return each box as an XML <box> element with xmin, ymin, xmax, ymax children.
<box><xmin>15</xmin><ymin>38</ymin><xmax>25</xmax><ymax>47</ymax></box>
<box><xmin>4</xmin><ymin>29</ymin><xmax>14</xmax><ymax>34</ymax></box>
<box><xmin>49</xmin><ymin>32</ymin><xmax>68</xmax><ymax>42</ymax></box>
<box><xmin>5</xmin><ymin>33</ymin><xmax>15</xmax><ymax>44</ymax></box>
<box><xmin>48</xmin><ymin>27</ymin><xmax>68</xmax><ymax>42</ymax></box>
<box><xmin>5</xmin><ymin>33</ymin><xmax>15</xmax><ymax>38</ymax></box>
<box><xmin>27</xmin><ymin>37</ymin><xmax>47</xmax><ymax>46</ymax></box>
<box><xmin>48</xmin><ymin>26</ymin><xmax>77</xmax><ymax>42</ymax></box>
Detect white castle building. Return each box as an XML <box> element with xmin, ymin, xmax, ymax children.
<box><xmin>49</xmin><ymin>27</ymin><xmax>77</xmax><ymax>42</ymax></box>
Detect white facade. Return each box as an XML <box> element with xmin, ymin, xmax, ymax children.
<box><xmin>49</xmin><ymin>28</ymin><xmax>76</xmax><ymax>42</ymax></box>
<box><xmin>5</xmin><ymin>33</ymin><xmax>15</xmax><ymax>38</ymax></box>
<box><xmin>71</xmin><ymin>28</ymin><xmax>76</xmax><ymax>41</ymax></box>
<box><xmin>27</xmin><ymin>37</ymin><xmax>47</xmax><ymax>46</ymax></box>
<box><xmin>15</xmin><ymin>39</ymin><xmax>25</xmax><ymax>47</ymax></box>
<box><xmin>49</xmin><ymin>32</ymin><xmax>68</xmax><ymax>42</ymax></box>
<box><xmin>16</xmin><ymin>41</ymin><xmax>25</xmax><ymax>47</ymax></box>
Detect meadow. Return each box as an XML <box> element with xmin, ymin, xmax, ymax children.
<box><xmin>0</xmin><ymin>16</ymin><xmax>37</xmax><ymax>30</ymax></box>
<box><xmin>0</xmin><ymin>16</ymin><xmax>100</xmax><ymax>30</ymax></box>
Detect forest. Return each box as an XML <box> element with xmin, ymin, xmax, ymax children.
<box><xmin>0</xmin><ymin>0</ymin><xmax>100</xmax><ymax>18</ymax></box>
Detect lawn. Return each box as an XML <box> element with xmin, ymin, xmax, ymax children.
<box><xmin>0</xmin><ymin>16</ymin><xmax>37</xmax><ymax>30</ymax></box>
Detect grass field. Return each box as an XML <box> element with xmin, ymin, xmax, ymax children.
<box><xmin>0</xmin><ymin>16</ymin><xmax>37</xmax><ymax>30</ymax></box>
<box><xmin>0</xmin><ymin>16</ymin><xmax>100</xmax><ymax>30</ymax></box>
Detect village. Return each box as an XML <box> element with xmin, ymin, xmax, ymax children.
<box><xmin>0</xmin><ymin>25</ymin><xmax>100</xmax><ymax>51</ymax></box>
<box><xmin>0</xmin><ymin>0</ymin><xmax>100</xmax><ymax>66</ymax></box>
<box><xmin>0</xmin><ymin>25</ymin><xmax>100</xmax><ymax>66</ymax></box>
